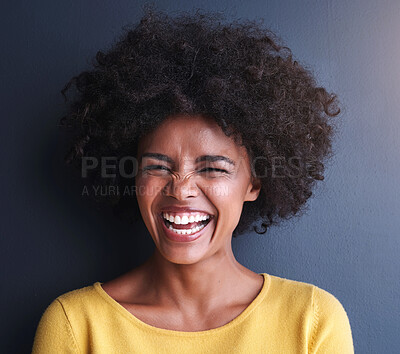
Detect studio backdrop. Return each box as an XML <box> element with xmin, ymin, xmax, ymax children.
<box><xmin>1</xmin><ymin>0</ymin><xmax>399</xmax><ymax>353</ymax></box>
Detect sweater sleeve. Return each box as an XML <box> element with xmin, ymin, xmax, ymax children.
<box><xmin>309</xmin><ymin>287</ymin><xmax>354</xmax><ymax>354</ymax></box>
<box><xmin>32</xmin><ymin>298</ymin><xmax>79</xmax><ymax>354</ymax></box>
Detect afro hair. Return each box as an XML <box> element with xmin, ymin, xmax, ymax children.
<box><xmin>60</xmin><ymin>5</ymin><xmax>340</xmax><ymax>237</ymax></box>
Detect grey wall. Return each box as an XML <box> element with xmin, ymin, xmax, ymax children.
<box><xmin>1</xmin><ymin>1</ymin><xmax>399</xmax><ymax>353</ymax></box>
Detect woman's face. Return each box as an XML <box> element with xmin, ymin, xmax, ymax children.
<box><xmin>135</xmin><ymin>114</ymin><xmax>261</xmax><ymax>265</ymax></box>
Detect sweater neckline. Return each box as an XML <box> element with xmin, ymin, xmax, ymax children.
<box><xmin>93</xmin><ymin>272</ymin><xmax>270</xmax><ymax>336</ymax></box>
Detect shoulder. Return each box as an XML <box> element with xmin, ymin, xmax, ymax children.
<box><xmin>266</xmin><ymin>273</ymin><xmax>349</xmax><ymax>310</ymax></box>
<box><xmin>36</xmin><ymin>282</ymin><xmax>102</xmax><ymax>331</ymax></box>
<box><xmin>265</xmin><ymin>273</ymin><xmax>316</xmax><ymax>307</ymax></box>
<box><xmin>310</xmin><ymin>286</ymin><xmax>354</xmax><ymax>353</ymax></box>
<box><xmin>266</xmin><ymin>273</ymin><xmax>352</xmax><ymax>325</ymax></box>
<box><xmin>35</xmin><ymin>282</ymin><xmax>100</xmax><ymax>323</ymax></box>
<box><xmin>56</xmin><ymin>282</ymin><xmax>99</xmax><ymax>305</ymax></box>
<box><xmin>264</xmin><ymin>274</ymin><xmax>353</xmax><ymax>353</ymax></box>
<box><xmin>32</xmin><ymin>283</ymin><xmax>97</xmax><ymax>353</ymax></box>
<box><xmin>52</xmin><ymin>282</ymin><xmax>109</xmax><ymax>325</ymax></box>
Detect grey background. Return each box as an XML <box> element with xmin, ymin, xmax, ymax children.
<box><xmin>1</xmin><ymin>0</ymin><xmax>399</xmax><ymax>353</ymax></box>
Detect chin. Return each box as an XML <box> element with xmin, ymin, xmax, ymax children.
<box><xmin>156</xmin><ymin>242</ymin><xmax>212</xmax><ymax>265</ymax></box>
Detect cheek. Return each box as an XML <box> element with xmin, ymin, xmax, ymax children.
<box><xmin>204</xmin><ymin>179</ymin><xmax>246</xmax><ymax>215</ymax></box>
<box><xmin>135</xmin><ymin>176</ymin><xmax>162</xmax><ymax>230</ymax></box>
<box><xmin>202</xmin><ymin>180</ymin><xmax>230</xmax><ymax>200</ymax></box>
<box><xmin>135</xmin><ymin>175</ymin><xmax>164</xmax><ymax>201</ymax></box>
<box><xmin>207</xmin><ymin>176</ymin><xmax>247</xmax><ymax>198</ymax></box>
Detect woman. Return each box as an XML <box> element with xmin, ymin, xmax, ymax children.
<box><xmin>32</xmin><ymin>6</ymin><xmax>354</xmax><ymax>353</ymax></box>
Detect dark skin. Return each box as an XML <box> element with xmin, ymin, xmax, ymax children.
<box><xmin>101</xmin><ymin>114</ymin><xmax>264</xmax><ymax>331</ymax></box>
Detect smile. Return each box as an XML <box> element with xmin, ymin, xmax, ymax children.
<box><xmin>162</xmin><ymin>212</ymin><xmax>211</xmax><ymax>235</ymax></box>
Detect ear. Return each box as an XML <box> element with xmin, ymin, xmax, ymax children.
<box><xmin>244</xmin><ymin>176</ymin><xmax>262</xmax><ymax>202</ymax></box>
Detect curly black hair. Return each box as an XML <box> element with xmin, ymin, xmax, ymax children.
<box><xmin>60</xmin><ymin>5</ymin><xmax>340</xmax><ymax>237</ymax></box>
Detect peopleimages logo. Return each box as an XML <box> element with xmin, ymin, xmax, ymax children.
<box><xmin>81</xmin><ymin>155</ymin><xmax>314</xmax><ymax>178</ymax></box>
<box><xmin>79</xmin><ymin>155</ymin><xmax>316</xmax><ymax>197</ymax></box>
<box><xmin>82</xmin><ymin>156</ymin><xmax>139</xmax><ymax>178</ymax></box>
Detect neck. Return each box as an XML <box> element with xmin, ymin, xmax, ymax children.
<box><xmin>138</xmin><ymin>247</ymin><xmax>260</xmax><ymax>312</ymax></box>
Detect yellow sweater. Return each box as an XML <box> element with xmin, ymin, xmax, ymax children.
<box><xmin>32</xmin><ymin>273</ymin><xmax>353</xmax><ymax>353</ymax></box>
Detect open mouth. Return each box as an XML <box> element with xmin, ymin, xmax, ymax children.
<box><xmin>160</xmin><ymin>213</ymin><xmax>213</xmax><ymax>236</ymax></box>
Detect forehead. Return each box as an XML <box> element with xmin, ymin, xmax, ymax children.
<box><xmin>138</xmin><ymin>114</ymin><xmax>249</xmax><ymax>160</ymax></box>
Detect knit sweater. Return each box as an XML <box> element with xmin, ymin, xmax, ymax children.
<box><xmin>32</xmin><ymin>273</ymin><xmax>354</xmax><ymax>353</ymax></box>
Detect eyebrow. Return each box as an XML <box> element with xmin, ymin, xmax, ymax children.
<box><xmin>140</xmin><ymin>153</ymin><xmax>235</xmax><ymax>166</ymax></box>
<box><xmin>140</xmin><ymin>153</ymin><xmax>174</xmax><ymax>164</ymax></box>
<box><xmin>196</xmin><ymin>155</ymin><xmax>236</xmax><ymax>166</ymax></box>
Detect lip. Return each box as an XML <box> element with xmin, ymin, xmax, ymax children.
<box><xmin>158</xmin><ymin>213</ymin><xmax>213</xmax><ymax>243</ymax></box>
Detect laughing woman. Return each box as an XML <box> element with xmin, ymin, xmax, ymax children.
<box><xmin>32</xmin><ymin>7</ymin><xmax>353</xmax><ymax>353</ymax></box>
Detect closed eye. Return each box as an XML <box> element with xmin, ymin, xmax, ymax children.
<box><xmin>142</xmin><ymin>166</ymin><xmax>230</xmax><ymax>174</ymax></box>
<box><xmin>199</xmin><ymin>167</ymin><xmax>229</xmax><ymax>173</ymax></box>
<box><xmin>143</xmin><ymin>165</ymin><xmax>170</xmax><ymax>171</ymax></box>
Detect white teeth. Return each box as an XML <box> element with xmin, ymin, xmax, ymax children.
<box><xmin>168</xmin><ymin>223</ymin><xmax>206</xmax><ymax>235</ymax></box>
<box><xmin>162</xmin><ymin>212</ymin><xmax>210</xmax><ymax>225</ymax></box>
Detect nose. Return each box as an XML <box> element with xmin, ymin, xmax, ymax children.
<box><xmin>162</xmin><ymin>172</ymin><xmax>199</xmax><ymax>200</ymax></box>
